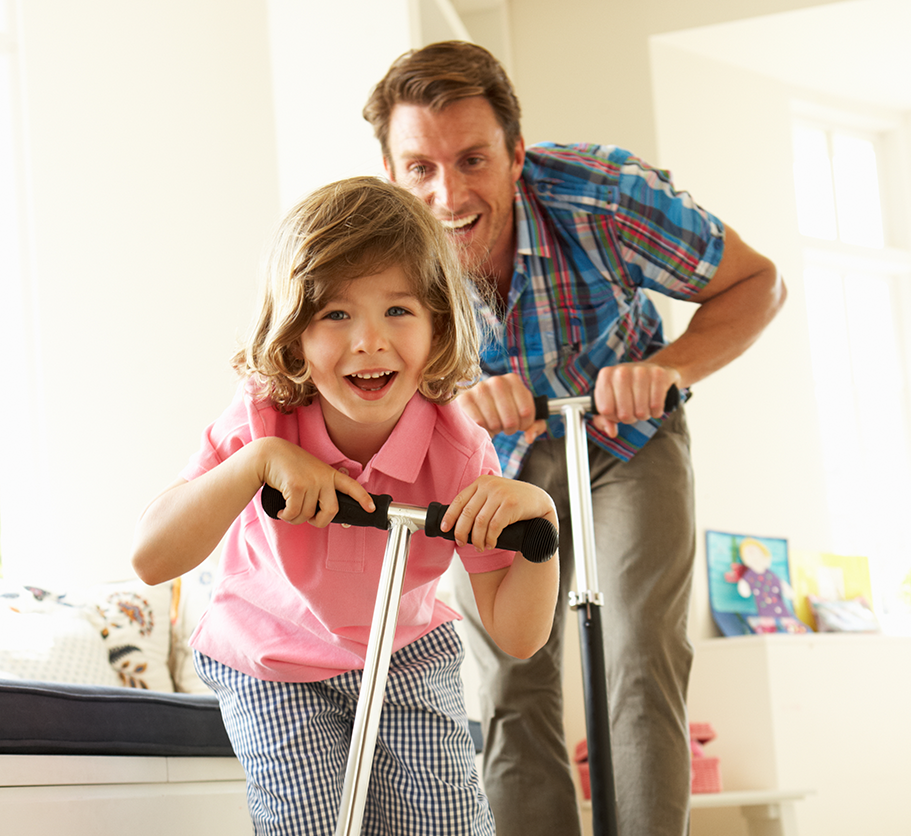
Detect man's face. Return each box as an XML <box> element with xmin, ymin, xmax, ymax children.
<box><xmin>384</xmin><ymin>97</ymin><xmax>524</xmax><ymax>282</ymax></box>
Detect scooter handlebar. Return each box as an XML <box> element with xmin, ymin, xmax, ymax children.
<box><xmin>532</xmin><ymin>383</ymin><xmax>680</xmax><ymax>421</ymax></box>
<box><xmin>260</xmin><ymin>486</ymin><xmax>557</xmax><ymax>563</ymax></box>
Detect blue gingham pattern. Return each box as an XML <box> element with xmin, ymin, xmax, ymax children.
<box><xmin>195</xmin><ymin>623</ymin><xmax>493</xmax><ymax>836</ymax></box>
<box><xmin>476</xmin><ymin>143</ymin><xmax>725</xmax><ymax>478</ymax></box>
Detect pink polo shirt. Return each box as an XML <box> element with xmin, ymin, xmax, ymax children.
<box><xmin>183</xmin><ymin>378</ymin><xmax>513</xmax><ymax>683</ymax></box>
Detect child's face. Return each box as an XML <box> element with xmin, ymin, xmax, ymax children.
<box><xmin>300</xmin><ymin>263</ymin><xmax>434</xmax><ymax>453</ymax></box>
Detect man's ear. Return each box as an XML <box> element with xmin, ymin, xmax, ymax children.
<box><xmin>512</xmin><ymin>135</ymin><xmax>526</xmax><ymax>182</ymax></box>
<box><xmin>383</xmin><ymin>156</ymin><xmax>395</xmax><ymax>182</ymax></box>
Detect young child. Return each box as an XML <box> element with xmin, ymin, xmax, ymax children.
<box><xmin>131</xmin><ymin>176</ymin><xmax>559</xmax><ymax>836</ymax></box>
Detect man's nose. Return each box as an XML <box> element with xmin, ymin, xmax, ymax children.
<box><xmin>431</xmin><ymin>167</ymin><xmax>467</xmax><ymax>212</ymax></box>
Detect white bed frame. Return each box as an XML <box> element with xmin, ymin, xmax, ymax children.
<box><xmin>0</xmin><ymin>754</ymin><xmax>250</xmax><ymax>835</ymax></box>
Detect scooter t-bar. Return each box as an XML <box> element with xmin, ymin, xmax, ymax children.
<box><xmin>261</xmin><ymin>485</ymin><xmax>558</xmax><ymax>836</ymax></box>
<box><xmin>530</xmin><ymin>385</ymin><xmax>679</xmax><ymax>836</ymax></box>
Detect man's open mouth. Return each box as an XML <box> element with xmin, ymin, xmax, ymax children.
<box><xmin>439</xmin><ymin>214</ymin><xmax>480</xmax><ymax>234</ymax></box>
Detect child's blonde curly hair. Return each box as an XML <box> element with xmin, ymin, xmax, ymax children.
<box><xmin>233</xmin><ymin>176</ymin><xmax>482</xmax><ymax>412</ymax></box>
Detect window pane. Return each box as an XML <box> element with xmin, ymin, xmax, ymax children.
<box><xmin>832</xmin><ymin>133</ymin><xmax>884</xmax><ymax>248</ymax></box>
<box><xmin>803</xmin><ymin>266</ymin><xmax>862</xmax><ymax>550</ymax></box>
<box><xmin>792</xmin><ymin>125</ymin><xmax>837</xmax><ymax>240</ymax></box>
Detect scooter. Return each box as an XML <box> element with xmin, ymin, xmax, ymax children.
<box><xmin>531</xmin><ymin>385</ymin><xmax>680</xmax><ymax>836</ymax></box>
<box><xmin>260</xmin><ymin>485</ymin><xmax>558</xmax><ymax>836</ymax></box>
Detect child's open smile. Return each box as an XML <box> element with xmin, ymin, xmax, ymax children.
<box><xmin>300</xmin><ymin>263</ymin><xmax>434</xmax><ymax>464</ymax></box>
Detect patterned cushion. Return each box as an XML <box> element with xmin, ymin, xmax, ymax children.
<box><xmin>0</xmin><ymin>579</ymin><xmax>174</xmax><ymax>692</ymax></box>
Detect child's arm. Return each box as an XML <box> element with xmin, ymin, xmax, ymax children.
<box><xmin>441</xmin><ymin>476</ymin><xmax>559</xmax><ymax>659</ymax></box>
<box><xmin>131</xmin><ymin>437</ymin><xmax>374</xmax><ymax>586</ymax></box>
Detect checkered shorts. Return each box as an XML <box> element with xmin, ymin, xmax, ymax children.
<box><xmin>195</xmin><ymin>623</ymin><xmax>494</xmax><ymax>836</ymax></box>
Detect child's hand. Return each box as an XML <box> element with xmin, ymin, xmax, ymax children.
<box><xmin>257</xmin><ymin>438</ymin><xmax>374</xmax><ymax>527</ymax></box>
<box><xmin>440</xmin><ymin>475</ymin><xmax>557</xmax><ymax>552</ymax></box>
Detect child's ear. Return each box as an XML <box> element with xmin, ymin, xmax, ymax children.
<box><xmin>288</xmin><ymin>333</ymin><xmax>306</xmax><ymax>359</ymax></box>
<box><xmin>286</xmin><ymin>339</ymin><xmax>307</xmax><ymax>370</ymax></box>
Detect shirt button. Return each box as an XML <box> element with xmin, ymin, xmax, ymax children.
<box><xmin>338</xmin><ymin>467</ymin><xmax>349</xmax><ymax>476</ymax></box>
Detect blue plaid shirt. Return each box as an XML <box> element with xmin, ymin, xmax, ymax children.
<box><xmin>476</xmin><ymin>143</ymin><xmax>725</xmax><ymax>479</ymax></box>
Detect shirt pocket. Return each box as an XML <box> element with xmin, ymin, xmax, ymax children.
<box><xmin>325</xmin><ymin>525</ymin><xmax>390</xmax><ymax>573</ymax></box>
<box><xmin>326</xmin><ymin>526</ymin><xmax>366</xmax><ymax>573</ymax></box>
<box><xmin>538</xmin><ymin>302</ymin><xmax>583</xmax><ymax>368</ymax></box>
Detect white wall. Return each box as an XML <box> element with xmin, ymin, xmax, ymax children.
<box><xmin>1</xmin><ymin>0</ymin><xmax>281</xmax><ymax>585</ymax></box>
<box><xmin>649</xmin><ymin>41</ymin><xmax>828</xmax><ymax>641</ymax></box>
<box><xmin>505</xmin><ymin>0</ymin><xmax>845</xmax><ymax>160</ymax></box>
<box><xmin>0</xmin><ymin>0</ymin><xmax>427</xmax><ymax>584</ymax></box>
<box><xmin>266</xmin><ymin>0</ymin><xmax>412</xmax><ymax>210</ymax></box>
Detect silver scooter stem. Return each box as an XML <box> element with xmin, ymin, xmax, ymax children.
<box><xmin>545</xmin><ymin>396</ymin><xmax>603</xmax><ymax>607</ymax></box>
<box><xmin>335</xmin><ymin>506</ymin><xmax>425</xmax><ymax>836</ymax></box>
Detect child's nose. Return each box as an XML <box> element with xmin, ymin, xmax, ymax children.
<box><xmin>352</xmin><ymin>318</ymin><xmax>388</xmax><ymax>353</ymax></box>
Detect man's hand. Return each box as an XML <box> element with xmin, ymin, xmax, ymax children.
<box><xmin>458</xmin><ymin>373</ymin><xmax>548</xmax><ymax>443</ymax></box>
<box><xmin>592</xmin><ymin>362</ymin><xmax>682</xmax><ymax>438</ymax></box>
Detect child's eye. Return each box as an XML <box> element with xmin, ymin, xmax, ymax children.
<box><xmin>387</xmin><ymin>306</ymin><xmax>411</xmax><ymax>317</ymax></box>
<box><xmin>324</xmin><ymin>310</ymin><xmax>348</xmax><ymax>321</ymax></box>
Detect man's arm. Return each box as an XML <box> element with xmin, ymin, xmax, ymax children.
<box><xmin>589</xmin><ymin>225</ymin><xmax>785</xmax><ymax>436</ymax></box>
<box><xmin>457</xmin><ymin>225</ymin><xmax>784</xmax><ymax>440</ymax></box>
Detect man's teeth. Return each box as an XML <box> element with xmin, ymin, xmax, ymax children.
<box><xmin>439</xmin><ymin>215</ymin><xmax>479</xmax><ymax>230</ymax></box>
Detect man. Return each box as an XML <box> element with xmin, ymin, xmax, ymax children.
<box><xmin>363</xmin><ymin>41</ymin><xmax>784</xmax><ymax>836</ymax></box>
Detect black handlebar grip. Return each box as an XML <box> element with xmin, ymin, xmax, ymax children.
<box><xmin>261</xmin><ymin>484</ymin><xmax>392</xmax><ymax>529</ymax></box>
<box><xmin>424</xmin><ymin>502</ymin><xmax>557</xmax><ymax>564</ymax></box>
<box><xmin>262</xmin><ymin>485</ymin><xmax>557</xmax><ymax>562</ymax></box>
<box><xmin>532</xmin><ymin>384</ymin><xmax>680</xmax><ymax>421</ymax></box>
<box><xmin>261</xmin><ymin>483</ymin><xmax>287</xmax><ymax>519</ymax></box>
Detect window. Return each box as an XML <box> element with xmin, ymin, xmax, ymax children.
<box><xmin>792</xmin><ymin>124</ymin><xmax>885</xmax><ymax>248</ymax></box>
<box><xmin>794</xmin><ymin>109</ymin><xmax>911</xmax><ymax>632</ymax></box>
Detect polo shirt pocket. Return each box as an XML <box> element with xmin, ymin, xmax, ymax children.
<box><xmin>325</xmin><ymin>526</ymin><xmax>367</xmax><ymax>573</ymax></box>
<box><xmin>326</xmin><ymin>524</ymin><xmax>393</xmax><ymax>574</ymax></box>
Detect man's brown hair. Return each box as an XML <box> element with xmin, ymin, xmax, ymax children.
<box><xmin>363</xmin><ymin>40</ymin><xmax>522</xmax><ymax>164</ymax></box>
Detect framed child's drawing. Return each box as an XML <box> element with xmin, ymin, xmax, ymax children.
<box><xmin>705</xmin><ymin>530</ymin><xmax>811</xmax><ymax>636</ymax></box>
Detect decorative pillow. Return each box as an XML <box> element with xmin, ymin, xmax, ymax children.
<box><xmin>808</xmin><ymin>595</ymin><xmax>881</xmax><ymax>633</ymax></box>
<box><xmin>0</xmin><ymin>585</ymin><xmax>122</xmax><ymax>687</ymax></box>
<box><xmin>66</xmin><ymin>579</ymin><xmax>176</xmax><ymax>692</ymax></box>
<box><xmin>169</xmin><ymin>555</ymin><xmax>219</xmax><ymax>694</ymax></box>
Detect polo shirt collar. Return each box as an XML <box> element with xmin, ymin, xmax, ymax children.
<box><xmin>296</xmin><ymin>394</ymin><xmax>435</xmax><ymax>485</ymax></box>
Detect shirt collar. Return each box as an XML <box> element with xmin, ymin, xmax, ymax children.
<box><xmin>296</xmin><ymin>394</ymin><xmax>435</xmax><ymax>485</ymax></box>
<box><xmin>515</xmin><ymin>177</ymin><xmax>554</xmax><ymax>260</ymax></box>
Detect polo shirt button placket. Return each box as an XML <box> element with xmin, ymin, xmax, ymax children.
<box><xmin>337</xmin><ymin>466</ymin><xmax>351</xmax><ymax>527</ymax></box>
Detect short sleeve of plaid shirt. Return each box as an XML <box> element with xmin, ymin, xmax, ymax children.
<box><xmin>477</xmin><ymin>143</ymin><xmax>726</xmax><ymax>478</ymax></box>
